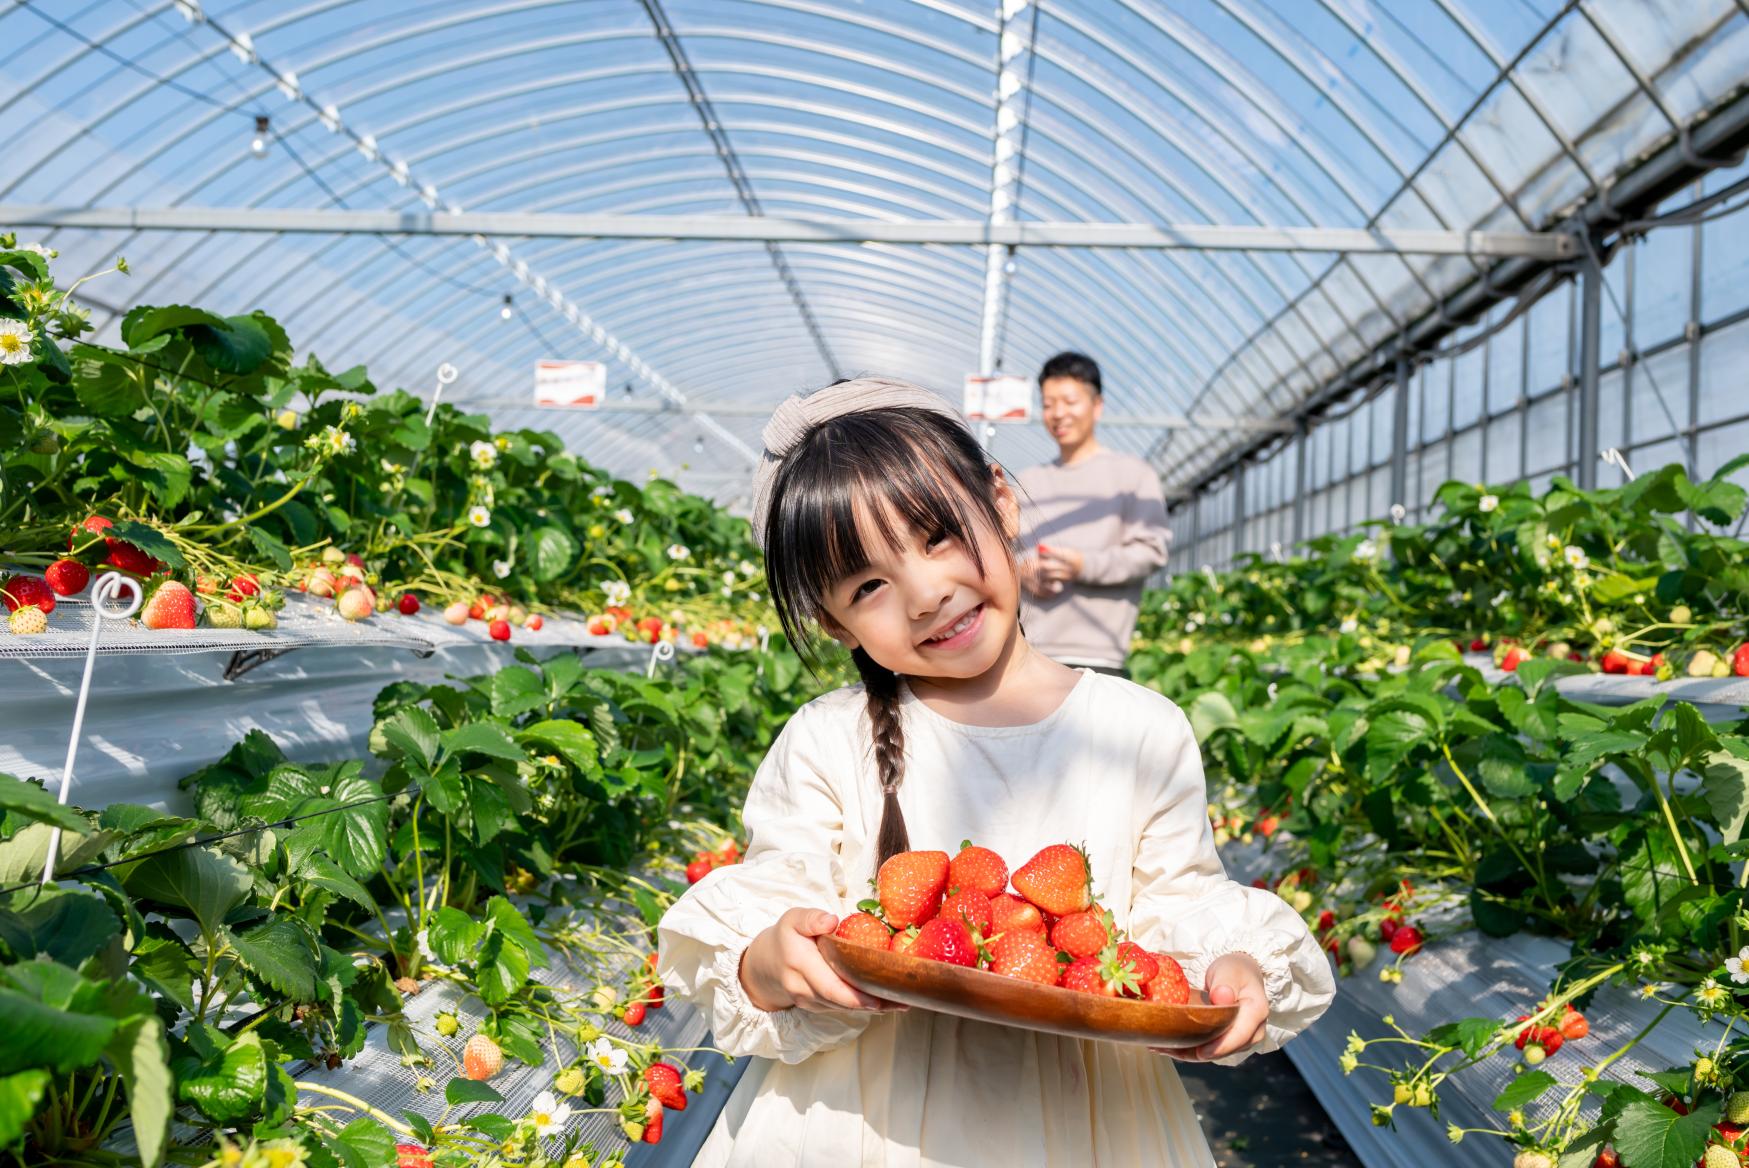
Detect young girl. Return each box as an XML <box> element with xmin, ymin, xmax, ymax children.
<box><xmin>658</xmin><ymin>377</ymin><xmax>1334</xmax><ymax>1166</ymax></box>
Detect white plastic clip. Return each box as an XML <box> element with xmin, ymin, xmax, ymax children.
<box><xmin>645</xmin><ymin>638</ymin><xmax>676</xmax><ymax>679</ymax></box>
<box><xmin>1390</xmin><ymin>503</ymin><xmax>1407</xmax><ymax>525</ymax></box>
<box><xmin>43</xmin><ymin>573</ymin><xmax>142</xmax><ymax>887</ymax></box>
<box><xmin>1201</xmin><ymin>564</ymin><xmax>1219</xmax><ymax>589</ymax></box>
<box><xmin>757</xmin><ymin>624</ymin><xmax>771</xmax><ymax>654</ymax></box>
<box><xmin>1600</xmin><ymin>448</ymin><xmax>1636</xmax><ymax>482</ymax></box>
<box><xmin>1270</xmin><ymin>541</ymin><xmax>1285</xmax><ymax>563</ymax></box>
<box><xmin>425</xmin><ymin>362</ymin><xmax>459</xmax><ymax>426</ymax></box>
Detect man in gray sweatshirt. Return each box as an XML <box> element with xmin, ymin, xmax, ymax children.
<box><xmin>1016</xmin><ymin>352</ymin><xmax>1172</xmax><ymax>676</ymax></box>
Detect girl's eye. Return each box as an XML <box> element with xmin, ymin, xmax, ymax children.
<box><xmin>925</xmin><ymin>530</ymin><xmax>950</xmax><ymax>551</ymax></box>
<box><xmin>850</xmin><ymin>579</ymin><xmax>883</xmax><ymax>603</ymax></box>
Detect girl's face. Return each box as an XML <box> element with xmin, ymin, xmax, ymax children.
<box><xmin>820</xmin><ymin>470</ymin><xmax>1022</xmax><ymax>682</ymax></box>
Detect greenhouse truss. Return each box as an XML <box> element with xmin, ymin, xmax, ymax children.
<box><xmin>6</xmin><ymin>3</ymin><xmax>1749</xmax><ymax>1168</ymax></box>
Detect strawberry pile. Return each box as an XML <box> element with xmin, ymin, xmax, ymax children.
<box><xmin>835</xmin><ymin>841</ymin><xmax>1192</xmax><ymax>1003</ymax></box>
<box><xmin>684</xmin><ymin>838</ymin><xmax>742</xmax><ymax>884</ymax></box>
<box><xmin>439</xmin><ymin>590</ymin><xmax>543</xmax><ymax>641</ymax></box>
<box><xmin>1511</xmin><ymin>1001</ymin><xmax>1589</xmax><ymax>1066</ymax></box>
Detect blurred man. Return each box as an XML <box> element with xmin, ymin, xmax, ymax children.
<box><xmin>1016</xmin><ymin>351</ymin><xmax>1171</xmax><ymax>677</ymax></box>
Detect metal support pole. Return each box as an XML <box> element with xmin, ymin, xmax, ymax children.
<box><xmin>1388</xmin><ymin>353</ymin><xmax>1411</xmax><ymax>510</ymax></box>
<box><xmin>1232</xmin><ymin>463</ymin><xmax>1247</xmax><ymax>558</ymax></box>
<box><xmin>1292</xmin><ymin>420</ymin><xmax>1309</xmax><ymax>549</ymax></box>
<box><xmin>1576</xmin><ymin>245</ymin><xmax>1604</xmax><ymax>490</ymax></box>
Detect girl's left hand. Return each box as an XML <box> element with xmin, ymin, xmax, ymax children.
<box><xmin>1151</xmin><ymin>953</ymin><xmax>1269</xmax><ymax>1062</ymax></box>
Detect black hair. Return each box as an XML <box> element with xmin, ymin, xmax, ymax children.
<box><xmin>762</xmin><ymin>405</ymin><xmax>1010</xmax><ymax>867</ymax></box>
<box><xmin>1039</xmin><ymin>350</ymin><xmax>1102</xmax><ymax>397</ymax></box>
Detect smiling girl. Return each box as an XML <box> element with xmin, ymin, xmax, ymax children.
<box><xmin>658</xmin><ymin>378</ymin><xmax>1333</xmax><ymax>1166</ymax></box>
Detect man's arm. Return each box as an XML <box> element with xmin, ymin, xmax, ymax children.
<box><xmin>1075</xmin><ymin>465</ymin><xmax>1170</xmax><ymax>586</ymax></box>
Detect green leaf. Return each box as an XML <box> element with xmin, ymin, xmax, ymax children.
<box><xmin>0</xmin><ymin>772</ymin><xmax>88</xmax><ymax>832</ymax></box>
<box><xmin>102</xmin><ymin>519</ymin><xmax>186</xmax><ymax>569</ymax></box>
<box><xmin>123</xmin><ymin>846</ymin><xmax>251</xmax><ymax>940</ymax></box>
<box><xmin>439</xmin><ymin>721</ymin><xmax>525</xmax><ymax>762</ymax></box>
<box><xmin>177</xmin><ymin>1031</ymin><xmax>268</xmax><ymax>1125</ymax></box>
<box><xmin>227</xmin><ymin>918</ymin><xmax>320</xmax><ymax>1001</ymax></box>
<box><xmin>1476</xmin><ymin>737</ymin><xmax>1539</xmax><ymax>799</ymax></box>
<box><xmin>107</xmin><ymin>1015</ymin><xmax>171</xmax><ymax>1167</ymax></box>
<box><xmin>247</xmin><ymin>526</ymin><xmax>292</xmax><ymax>572</ymax></box>
<box><xmin>1701</xmin><ymin>750</ymin><xmax>1749</xmax><ymax>844</ymax></box>
<box><xmin>1365</xmin><ymin>709</ymin><xmax>1434</xmax><ymax>779</ymax></box>
<box><xmin>489</xmin><ymin>667</ymin><xmax>548</xmax><ymax>719</ymax></box>
<box><xmin>0</xmin><ymin>886</ymin><xmax>120</xmax><ymax>966</ymax></box>
<box><xmin>1492</xmin><ymin>1069</ymin><xmax>1556</xmax><ymax>1111</ymax></box>
<box><xmin>1612</xmin><ymin>1098</ymin><xmax>1719</xmax><ymax>1168</ymax></box>
<box><xmin>0</xmin><ymin>1070</ymin><xmax>49</xmax><ymax>1149</ymax></box>
<box><xmin>426</xmin><ymin>906</ymin><xmax>481</xmax><ymax>967</ymax></box>
<box><xmin>378</xmin><ymin>706</ymin><xmax>439</xmax><ymax>769</ymax></box>
<box><xmin>1426</xmin><ymin>1017</ymin><xmax>1499</xmax><ymax>1058</ymax></box>
<box><xmin>518</xmin><ymin>719</ymin><xmax>598</xmax><ymax>771</ymax></box>
<box><xmin>296</xmin><ymin>853</ymin><xmax>376</xmax><ymax>909</ymax></box>
<box><xmin>444</xmin><ymin>1078</ymin><xmax>503</xmax><ymax>1106</ymax></box>
<box><xmin>324</xmin><ymin>1118</ymin><xmax>397</xmax><ymax>1168</ymax></box>
<box><xmin>118</xmin><ymin>449</ymin><xmax>193</xmax><ymax>508</ymax></box>
<box><xmin>528</xmin><ymin>525</ymin><xmax>579</xmax><ymax>582</ymax></box>
<box><xmin>121</xmin><ymin>304</ymin><xmax>229</xmax><ymax>349</ymax></box>
<box><xmin>0</xmin><ymin>966</ymin><xmax>118</xmax><ymax>1076</ymax></box>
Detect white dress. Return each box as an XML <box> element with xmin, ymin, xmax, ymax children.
<box><xmin>657</xmin><ymin>671</ymin><xmax>1335</xmax><ymax>1167</ymax></box>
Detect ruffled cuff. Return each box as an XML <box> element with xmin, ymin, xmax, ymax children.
<box><xmin>706</xmin><ymin>942</ymin><xmax>803</xmax><ymax>1050</ymax></box>
<box><xmin>1179</xmin><ymin>930</ymin><xmax>1297</xmax><ymax>1010</ymax></box>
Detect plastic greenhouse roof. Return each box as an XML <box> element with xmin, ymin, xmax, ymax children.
<box><xmin>3</xmin><ymin>0</ymin><xmax>1746</xmax><ymax>505</ymax></box>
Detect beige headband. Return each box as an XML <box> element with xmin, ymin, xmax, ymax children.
<box><xmin>748</xmin><ymin>377</ymin><xmax>968</xmax><ymax>549</ymax></box>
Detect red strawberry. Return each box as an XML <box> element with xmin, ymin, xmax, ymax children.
<box><xmin>623</xmin><ymin>1000</ymin><xmax>647</xmax><ymax>1027</ymax></box>
<box><xmin>949</xmin><ymin>843</ymin><xmax>1008</xmax><ymax>898</ymax></box>
<box><xmin>396</xmin><ymin>1145</ymin><xmax>434</xmax><ymax>1168</ymax></box>
<box><xmin>643</xmin><ymin>1097</ymin><xmax>664</xmax><ymax>1143</ymax></box>
<box><xmin>1501</xmin><ymin>646</ymin><xmax>1527</xmax><ymax>671</ymax></box>
<box><xmin>877</xmin><ymin>850</ymin><xmax>950</xmax><ymax>929</ymax></box>
<box><xmin>230</xmin><ymin>574</ymin><xmax>260</xmax><ymax>598</ymax></box>
<box><xmin>469</xmin><ymin>599</ymin><xmax>486</xmax><ymax>620</ymax></box>
<box><xmin>1315</xmin><ymin>910</ymin><xmax>1336</xmax><ymax>932</ymax></box>
<box><xmin>140</xmin><ymin>581</ymin><xmax>196</xmax><ymax>629</ymax></box>
<box><xmin>1470</xmin><ymin>637</ymin><xmax>1488</xmax><ymax>651</ymax></box>
<box><xmin>888</xmin><ymin>926</ymin><xmax>920</xmax><ymax>955</ymax></box>
<box><xmin>104</xmin><ymin>539</ymin><xmax>160</xmax><ymax>576</ymax></box>
<box><xmin>1012</xmin><ymin>843</ymin><xmax>1092</xmax><ymax>917</ymax></box>
<box><xmin>1050</xmin><ymin>909</ymin><xmax>1110</xmax><ymax>958</ymax></box>
<box><xmin>462</xmin><ymin>1033</ymin><xmax>503</xmax><ymax>1080</ymax></box>
<box><xmin>691</xmin><ymin>631</ymin><xmax>708</xmax><ymax>648</ymax></box>
<box><xmin>644</xmin><ymin>984</ymin><xmax>664</xmax><ymax>1009</ymax></box>
<box><xmin>715</xmin><ymin>839</ymin><xmax>740</xmax><ymax>865</ymax></box>
<box><xmin>1734</xmin><ymin>643</ymin><xmax>1749</xmax><ymax>677</ymax></box>
<box><xmin>1116</xmin><ymin>941</ymin><xmax>1159</xmax><ymax>988</ymax></box>
<box><xmin>1142</xmin><ymin>954</ymin><xmax>1191</xmax><ymax>1004</ymax></box>
<box><xmin>526</xmin><ymin>613</ymin><xmax>543</xmax><ymax>631</ymax></box>
<box><xmin>939</xmin><ymin>888</ymin><xmax>993</xmax><ymax>935</ymax></box>
<box><xmin>44</xmin><ymin>560</ymin><xmax>88</xmax><ymax>596</ymax></box>
<box><xmin>588</xmin><ymin>618</ymin><xmax>610</xmax><ymax>636</ymax></box>
<box><xmin>989</xmin><ymin>930</ymin><xmax>1062</xmax><ymax>985</ymax></box>
<box><xmin>834</xmin><ymin>912</ymin><xmax>893</xmax><ymax>949</ymax></box>
<box><xmin>1559</xmin><ymin>1005</ymin><xmax>1589</xmax><ymax>1040</ymax></box>
<box><xmin>1592</xmin><ymin>1149</ymin><xmax>1620</xmax><ymax>1168</ymax></box>
<box><xmin>398</xmin><ymin>592</ymin><xmax>420</xmax><ymax>614</ymax></box>
<box><xmin>1388</xmin><ymin>925</ymin><xmax>1424</xmax><ymax>955</ymax></box>
<box><xmin>489</xmin><ymin>619</ymin><xmax>512</xmax><ymax>641</ymax></box>
<box><xmin>1060</xmin><ymin>950</ymin><xmax>1140</xmax><ymax>998</ymax></box>
<box><xmin>68</xmin><ymin>514</ymin><xmax>112</xmax><ymax>551</ymax></box>
<box><xmin>1602</xmin><ymin>649</ymin><xmax>1630</xmax><ymax>675</ymax></box>
<box><xmin>1378</xmin><ymin>917</ymin><xmax>1400</xmax><ymax>942</ymax></box>
<box><xmin>1255</xmin><ymin>814</ymin><xmax>1280</xmax><ymax>838</ymax></box>
<box><xmin>907</xmin><ymin>918</ymin><xmax>977</xmax><ymax>967</ymax></box>
<box><xmin>644</xmin><ymin>1062</ymin><xmax>686</xmax><ymax>1111</ymax></box>
<box><xmin>990</xmin><ymin>893</ymin><xmax>1046</xmax><ymax>937</ymax></box>
<box><xmin>0</xmin><ymin>575</ymin><xmax>54</xmax><ymax>615</ymax></box>
<box><xmin>684</xmin><ymin>858</ymin><xmax>713</xmax><ymax>884</ymax></box>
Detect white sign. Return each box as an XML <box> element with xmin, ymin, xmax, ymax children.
<box><xmin>963</xmin><ymin>373</ymin><xmax>1032</xmax><ymax>422</ymax></box>
<box><xmin>534</xmin><ymin>360</ymin><xmax>605</xmax><ymax>408</ymax></box>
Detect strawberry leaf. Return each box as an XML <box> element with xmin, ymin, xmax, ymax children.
<box><xmin>1611</xmin><ymin>1098</ymin><xmax>1718</xmax><ymax>1168</ymax></box>
<box><xmin>1491</xmin><ymin>1069</ymin><xmax>1555</xmax><ymax>1111</ymax></box>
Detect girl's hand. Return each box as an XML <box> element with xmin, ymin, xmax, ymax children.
<box><xmin>740</xmin><ymin>908</ymin><xmax>901</xmax><ymax>1014</ymax></box>
<box><xmin>1152</xmin><ymin>953</ymin><xmax>1270</xmax><ymax>1062</ymax></box>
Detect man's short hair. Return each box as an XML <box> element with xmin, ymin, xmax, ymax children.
<box><xmin>1039</xmin><ymin>351</ymin><xmax>1102</xmax><ymax>397</ymax></box>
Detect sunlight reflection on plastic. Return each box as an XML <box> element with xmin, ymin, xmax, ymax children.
<box><xmin>42</xmin><ymin>572</ymin><xmax>142</xmax><ymax>886</ymax></box>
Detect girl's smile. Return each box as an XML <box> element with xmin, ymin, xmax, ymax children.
<box><xmin>920</xmin><ymin>602</ymin><xmax>985</xmax><ymax>651</ymax></box>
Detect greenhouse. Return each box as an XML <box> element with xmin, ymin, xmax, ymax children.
<box><xmin>3</xmin><ymin>1</ymin><xmax>1749</xmax><ymax>1167</ymax></box>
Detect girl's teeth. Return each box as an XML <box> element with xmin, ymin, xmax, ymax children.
<box><xmin>931</xmin><ymin>608</ymin><xmax>977</xmax><ymax>642</ymax></box>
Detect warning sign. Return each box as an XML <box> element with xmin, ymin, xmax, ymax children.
<box><xmin>534</xmin><ymin>360</ymin><xmax>605</xmax><ymax>408</ymax></box>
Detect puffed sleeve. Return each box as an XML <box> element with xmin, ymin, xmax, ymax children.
<box><xmin>656</xmin><ymin>698</ymin><xmax>874</xmax><ymax>1063</ymax></box>
<box><xmin>1125</xmin><ymin>701</ymin><xmax>1335</xmax><ymax>1064</ymax></box>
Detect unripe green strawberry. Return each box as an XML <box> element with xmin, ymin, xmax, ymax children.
<box><xmin>553</xmin><ymin>1066</ymin><xmax>587</xmax><ymax>1096</ymax></box>
<box><xmin>434</xmin><ymin>1011</ymin><xmax>459</xmax><ymax>1037</ymax></box>
<box><xmin>244</xmin><ymin>607</ymin><xmax>278</xmax><ymax>630</ymax></box>
<box><xmin>1729</xmin><ymin>1091</ymin><xmax>1749</xmax><ymax>1124</ymax></box>
<box><xmin>206</xmin><ymin>603</ymin><xmax>243</xmax><ymax>629</ymax></box>
<box><xmin>1347</xmin><ymin>937</ymin><xmax>1378</xmax><ymax>969</ymax></box>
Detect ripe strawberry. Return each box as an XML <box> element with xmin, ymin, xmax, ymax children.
<box><xmin>443</xmin><ymin>602</ymin><xmax>469</xmax><ymax>625</ymax></box>
<box><xmin>888</xmin><ymin>926</ymin><xmax>921</xmax><ymax>955</ymax></box>
<box><xmin>641</xmin><ymin>1097</ymin><xmax>664</xmax><ymax>1144</ymax></box>
<box><xmin>1592</xmin><ymin>1148</ymin><xmax>1621</xmax><ymax>1168</ymax></box>
<box><xmin>939</xmin><ymin>888</ymin><xmax>993</xmax><ymax>935</ymax></box>
<box><xmin>949</xmin><ymin>842</ymin><xmax>1008</xmax><ymax>897</ymax></box>
<box><xmin>104</xmin><ymin>539</ymin><xmax>160</xmax><ymax>576</ymax></box>
<box><xmin>715</xmin><ymin>839</ymin><xmax>740</xmax><ymax>865</ymax></box>
<box><xmin>228</xmin><ymin>574</ymin><xmax>260</xmax><ymax>600</ymax></box>
<box><xmin>990</xmin><ymin>892</ymin><xmax>1046</xmax><ymax>937</ymax></box>
<box><xmin>462</xmin><ymin>1033</ymin><xmax>503</xmax><ymax>1080</ymax></box>
<box><xmin>8</xmin><ymin>606</ymin><xmax>48</xmax><ymax>635</ymax></box>
<box><xmin>1388</xmin><ymin>924</ymin><xmax>1424</xmax><ymax>955</ymax></box>
<box><xmin>877</xmin><ymin>850</ymin><xmax>949</xmax><ymax>929</ymax></box>
<box><xmin>489</xmin><ymin>619</ymin><xmax>512</xmax><ymax>641</ymax></box>
<box><xmin>644</xmin><ymin>1062</ymin><xmax>686</xmax><ymax>1111</ymax></box>
<box><xmin>1735</xmin><ymin>643</ymin><xmax>1749</xmax><ymax>677</ymax></box>
<box><xmin>1012</xmin><ymin>843</ymin><xmax>1092</xmax><ymax>917</ymax></box>
<box><xmin>1050</xmin><ymin>909</ymin><xmax>1110</xmax><ymax>958</ymax></box>
<box><xmin>1470</xmin><ymin>637</ymin><xmax>1488</xmax><ymax>652</ymax></box>
<box><xmin>398</xmin><ymin>592</ymin><xmax>420</xmax><ymax>615</ymax></box>
<box><xmin>396</xmin><ymin>1145</ymin><xmax>434</xmax><ymax>1168</ymax></box>
<box><xmin>623</xmin><ymin>1000</ymin><xmax>647</xmax><ymax>1027</ymax></box>
<box><xmin>1115</xmin><ymin>941</ymin><xmax>1159</xmax><ymax>988</ymax></box>
<box><xmin>0</xmin><ymin>575</ymin><xmax>54</xmax><ymax>614</ymax></box>
<box><xmin>588</xmin><ymin>618</ymin><xmax>610</xmax><ymax>636</ymax></box>
<box><xmin>907</xmin><ymin>918</ymin><xmax>977</xmax><ymax>967</ymax></box>
<box><xmin>1060</xmin><ymin>950</ymin><xmax>1140</xmax><ymax>998</ymax></box>
<box><xmin>67</xmin><ymin>514</ymin><xmax>112</xmax><ymax>552</ymax></box>
<box><xmin>1315</xmin><ymin>909</ymin><xmax>1335</xmax><ymax>933</ymax></box>
<box><xmin>684</xmin><ymin>858</ymin><xmax>713</xmax><ymax>884</ymax></box>
<box><xmin>1602</xmin><ymin>649</ymin><xmax>1630</xmax><ymax>675</ymax></box>
<box><xmin>1255</xmin><ymin>814</ymin><xmax>1280</xmax><ymax>838</ymax></box>
<box><xmin>525</xmin><ymin>613</ymin><xmax>543</xmax><ymax>631</ymax></box>
<box><xmin>1142</xmin><ymin>954</ymin><xmax>1191</xmax><ymax>1004</ymax></box>
<box><xmin>1378</xmin><ymin>917</ymin><xmax>1399</xmax><ymax>942</ymax></box>
<box><xmin>691</xmin><ymin>631</ymin><xmax>708</xmax><ymax>648</ymax></box>
<box><xmin>468</xmin><ymin>599</ymin><xmax>486</xmax><ymax>620</ymax></box>
<box><xmin>140</xmin><ymin>581</ymin><xmax>196</xmax><ymax>629</ymax></box>
<box><xmin>1559</xmin><ymin>1004</ymin><xmax>1588</xmax><ymax>1040</ymax></box>
<box><xmin>44</xmin><ymin>560</ymin><xmax>88</xmax><ymax>596</ymax></box>
<box><xmin>834</xmin><ymin>912</ymin><xmax>892</xmax><ymax>949</ymax></box>
<box><xmin>1501</xmin><ymin>646</ymin><xmax>1527</xmax><ymax>671</ymax></box>
<box><xmin>989</xmin><ymin>930</ymin><xmax>1062</xmax><ymax>985</ymax></box>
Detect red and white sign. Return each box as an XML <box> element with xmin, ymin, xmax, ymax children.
<box><xmin>534</xmin><ymin>360</ymin><xmax>605</xmax><ymax>409</ymax></box>
<box><xmin>963</xmin><ymin>373</ymin><xmax>1032</xmax><ymax>422</ymax></box>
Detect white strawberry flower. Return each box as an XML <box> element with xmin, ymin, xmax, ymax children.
<box><xmin>1478</xmin><ymin>494</ymin><xmax>1499</xmax><ymax>513</ymax></box>
<box><xmin>469</xmin><ymin>440</ymin><xmax>498</xmax><ymax>469</ymax></box>
<box><xmin>0</xmin><ymin>318</ymin><xmax>31</xmax><ymax>365</ymax></box>
<box><xmin>1353</xmin><ymin>538</ymin><xmax>1377</xmax><ymax>562</ymax></box>
<box><xmin>526</xmin><ymin>1090</ymin><xmax>572</xmax><ymax>1137</ymax></box>
<box><xmin>19</xmin><ymin>242</ymin><xmax>54</xmax><ymax>258</ymax></box>
<box><xmin>1491</xmin><ymin>590</ymin><xmax>1508</xmax><ymax>608</ymax></box>
<box><xmin>468</xmin><ymin>505</ymin><xmax>491</xmax><ymax>528</ymax></box>
<box><xmin>1726</xmin><ymin>945</ymin><xmax>1749</xmax><ymax>984</ymax></box>
<box><xmin>492</xmin><ymin>559</ymin><xmax>511</xmax><ymax>579</ymax></box>
<box><xmin>415</xmin><ymin>928</ymin><xmax>436</xmax><ymax>963</ymax></box>
<box><xmin>321</xmin><ymin>426</ymin><xmax>356</xmax><ymax>455</ymax></box>
<box><xmin>738</xmin><ymin>559</ymin><xmax>757</xmax><ymax>575</ymax></box>
<box><xmin>722</xmin><ymin>585</ymin><xmax>733</xmax><ymax>598</ymax></box>
<box><xmin>666</xmin><ymin>543</ymin><xmax>690</xmax><ymax>561</ymax></box>
<box><xmin>614</xmin><ymin>508</ymin><xmax>634</xmax><ymax>524</ymax></box>
<box><xmin>722</xmin><ymin>570</ymin><xmax>736</xmax><ymax>585</ymax></box>
<box><xmin>585</xmin><ymin>1037</ymin><xmax>627</xmax><ymax>1074</ymax></box>
<box><xmin>603</xmin><ymin>580</ymin><xmax>630</xmax><ymax>606</ymax></box>
<box><xmin>591</xmin><ymin>484</ymin><xmax>612</xmax><ymax>499</ymax></box>
<box><xmin>1563</xmin><ymin>545</ymin><xmax>1589</xmax><ymax>570</ymax></box>
<box><xmin>1696</xmin><ymin>977</ymin><xmax>1729</xmax><ymax>1008</ymax></box>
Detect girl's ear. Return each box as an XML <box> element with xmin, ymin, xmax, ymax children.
<box><xmin>990</xmin><ymin>464</ymin><xmax>1022</xmax><ymax>542</ymax></box>
<box><xmin>819</xmin><ymin>613</ymin><xmax>860</xmax><ymax>653</ymax></box>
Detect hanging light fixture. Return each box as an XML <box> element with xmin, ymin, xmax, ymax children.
<box><xmin>499</xmin><ymin>294</ymin><xmax>514</xmax><ymax>321</ymax></box>
<box><xmin>693</xmin><ymin>435</ymin><xmax>705</xmax><ymax>454</ymax></box>
<box><xmin>250</xmin><ymin>115</ymin><xmax>270</xmax><ymax>159</ymax></box>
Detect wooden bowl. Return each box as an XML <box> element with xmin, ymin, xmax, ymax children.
<box><xmin>818</xmin><ymin>935</ymin><xmax>1240</xmax><ymax>1047</ymax></box>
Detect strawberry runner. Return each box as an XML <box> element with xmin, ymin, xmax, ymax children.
<box><xmin>658</xmin><ymin>671</ymin><xmax>1334</xmax><ymax>1167</ymax></box>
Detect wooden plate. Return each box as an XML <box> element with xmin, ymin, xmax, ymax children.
<box><xmin>818</xmin><ymin>936</ymin><xmax>1239</xmax><ymax>1047</ymax></box>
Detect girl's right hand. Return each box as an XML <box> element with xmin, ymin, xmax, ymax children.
<box><xmin>740</xmin><ymin>908</ymin><xmax>898</xmax><ymax>1013</ymax></box>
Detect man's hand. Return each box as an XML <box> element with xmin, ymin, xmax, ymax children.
<box><xmin>1016</xmin><ymin>553</ymin><xmax>1060</xmax><ymax>598</ymax></box>
<box><xmin>740</xmin><ymin>908</ymin><xmax>901</xmax><ymax>1013</ymax></box>
<box><xmin>1037</xmin><ymin>546</ymin><xmax>1084</xmax><ymax>585</ymax></box>
<box><xmin>1151</xmin><ymin>953</ymin><xmax>1269</xmax><ymax>1062</ymax></box>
